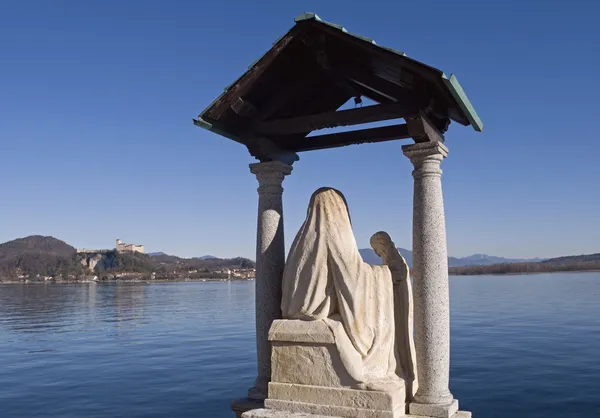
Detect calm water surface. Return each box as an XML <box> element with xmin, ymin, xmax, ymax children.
<box><xmin>0</xmin><ymin>273</ymin><xmax>599</xmax><ymax>417</ymax></box>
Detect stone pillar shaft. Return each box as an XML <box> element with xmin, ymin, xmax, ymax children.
<box><xmin>248</xmin><ymin>161</ymin><xmax>292</xmax><ymax>401</ymax></box>
<box><xmin>403</xmin><ymin>141</ymin><xmax>457</xmax><ymax>418</ymax></box>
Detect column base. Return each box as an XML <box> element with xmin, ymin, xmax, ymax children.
<box><xmin>409</xmin><ymin>399</ymin><xmax>459</xmax><ymax>418</ymax></box>
<box><xmin>242</xmin><ymin>408</ymin><xmax>472</xmax><ymax>418</ymax></box>
<box><xmin>231</xmin><ymin>397</ymin><xmax>265</xmax><ymax>418</ymax></box>
<box><xmin>265</xmin><ymin>382</ymin><xmax>405</xmax><ymax>418</ymax></box>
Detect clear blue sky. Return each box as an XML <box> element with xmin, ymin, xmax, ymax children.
<box><xmin>1</xmin><ymin>0</ymin><xmax>599</xmax><ymax>259</ymax></box>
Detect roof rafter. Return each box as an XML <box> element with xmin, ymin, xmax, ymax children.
<box><xmin>284</xmin><ymin>123</ymin><xmax>411</xmax><ymax>152</ymax></box>
<box><xmin>253</xmin><ymin>102</ymin><xmax>419</xmax><ymax>136</ymax></box>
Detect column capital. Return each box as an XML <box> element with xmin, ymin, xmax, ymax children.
<box><xmin>250</xmin><ymin>161</ymin><xmax>292</xmax><ymax>195</ymax></box>
<box><xmin>402</xmin><ymin>141</ymin><xmax>448</xmax><ymax>179</ymax></box>
<box><xmin>402</xmin><ymin>141</ymin><xmax>448</xmax><ymax>163</ymax></box>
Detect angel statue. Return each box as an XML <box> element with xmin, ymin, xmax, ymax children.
<box><xmin>281</xmin><ymin>187</ymin><xmax>417</xmax><ymax>399</ymax></box>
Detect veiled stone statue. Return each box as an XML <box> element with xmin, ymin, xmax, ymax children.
<box><xmin>265</xmin><ymin>187</ymin><xmax>417</xmax><ymax>418</ymax></box>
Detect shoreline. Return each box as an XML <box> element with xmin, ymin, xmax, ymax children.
<box><xmin>3</xmin><ymin>270</ymin><xmax>600</xmax><ymax>284</ymax></box>
<box><xmin>448</xmin><ymin>268</ymin><xmax>600</xmax><ymax>277</ymax></box>
<box><xmin>449</xmin><ymin>270</ymin><xmax>600</xmax><ymax>277</ymax></box>
<box><xmin>0</xmin><ymin>277</ymin><xmax>256</xmax><ymax>285</ymax></box>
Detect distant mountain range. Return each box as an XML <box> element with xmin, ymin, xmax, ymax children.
<box><xmin>148</xmin><ymin>248</ymin><xmax>544</xmax><ymax>268</ymax></box>
<box><xmin>147</xmin><ymin>252</ymin><xmax>166</xmax><ymax>257</ymax></box>
<box><xmin>358</xmin><ymin>248</ymin><xmax>545</xmax><ymax>268</ymax></box>
<box><xmin>147</xmin><ymin>252</ymin><xmax>216</xmax><ymax>260</ymax></box>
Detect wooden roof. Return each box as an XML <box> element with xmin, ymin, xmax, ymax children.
<box><xmin>194</xmin><ymin>13</ymin><xmax>483</xmax><ymax>164</ymax></box>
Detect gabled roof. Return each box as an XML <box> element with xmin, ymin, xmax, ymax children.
<box><xmin>194</xmin><ymin>13</ymin><xmax>483</xmax><ymax>162</ymax></box>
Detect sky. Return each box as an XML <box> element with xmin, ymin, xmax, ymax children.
<box><xmin>1</xmin><ymin>0</ymin><xmax>599</xmax><ymax>260</ymax></box>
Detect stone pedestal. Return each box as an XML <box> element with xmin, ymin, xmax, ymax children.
<box><xmin>402</xmin><ymin>142</ymin><xmax>456</xmax><ymax>418</ymax></box>
<box><xmin>247</xmin><ymin>161</ymin><xmax>293</xmax><ymax>401</ymax></box>
<box><xmin>265</xmin><ymin>319</ymin><xmax>406</xmax><ymax>418</ymax></box>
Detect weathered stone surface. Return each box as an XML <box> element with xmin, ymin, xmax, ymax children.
<box><xmin>243</xmin><ymin>408</ymin><xmax>336</xmax><ymax>418</ymax></box>
<box><xmin>243</xmin><ymin>408</ymin><xmax>473</xmax><ymax>418</ymax></box>
<box><xmin>271</xmin><ymin>342</ymin><xmax>355</xmax><ymax>388</ymax></box>
<box><xmin>264</xmin><ymin>399</ymin><xmax>404</xmax><ymax>418</ymax></box>
<box><xmin>269</xmin><ymin>319</ymin><xmax>335</xmax><ymax>344</ymax></box>
<box><xmin>269</xmin><ymin>383</ymin><xmax>404</xmax><ymax>411</ymax></box>
<box><xmin>270</xmin><ymin>320</ymin><xmax>355</xmax><ymax>388</ymax></box>
<box><xmin>248</xmin><ymin>161</ymin><xmax>293</xmax><ymax>400</ymax></box>
<box><xmin>402</xmin><ymin>142</ymin><xmax>454</xmax><ymax>407</ymax></box>
<box><xmin>408</xmin><ymin>399</ymin><xmax>458</xmax><ymax>418</ymax></box>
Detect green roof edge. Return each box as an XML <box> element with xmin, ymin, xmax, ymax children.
<box><xmin>442</xmin><ymin>74</ymin><xmax>484</xmax><ymax>132</ymax></box>
<box><xmin>193</xmin><ymin>117</ymin><xmax>243</xmax><ymax>144</ymax></box>
<box><xmin>294</xmin><ymin>12</ymin><xmax>322</xmax><ymax>22</ymax></box>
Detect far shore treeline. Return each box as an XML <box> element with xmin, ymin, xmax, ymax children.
<box><xmin>449</xmin><ymin>254</ymin><xmax>600</xmax><ymax>275</ymax></box>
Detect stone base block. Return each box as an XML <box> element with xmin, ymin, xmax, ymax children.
<box><xmin>407</xmin><ymin>412</ymin><xmax>470</xmax><ymax>418</ymax></box>
<box><xmin>269</xmin><ymin>319</ymin><xmax>356</xmax><ymax>388</ymax></box>
<box><xmin>265</xmin><ymin>399</ymin><xmax>402</xmax><ymax>418</ymax></box>
<box><xmin>265</xmin><ymin>383</ymin><xmax>405</xmax><ymax>418</ymax></box>
<box><xmin>242</xmin><ymin>408</ymin><xmax>472</xmax><ymax>418</ymax></box>
<box><xmin>243</xmin><ymin>409</ymin><xmax>334</xmax><ymax>418</ymax></box>
<box><xmin>231</xmin><ymin>397</ymin><xmax>264</xmax><ymax>418</ymax></box>
<box><xmin>408</xmin><ymin>399</ymin><xmax>459</xmax><ymax>418</ymax></box>
<box><xmin>269</xmin><ymin>382</ymin><xmax>404</xmax><ymax>411</ymax></box>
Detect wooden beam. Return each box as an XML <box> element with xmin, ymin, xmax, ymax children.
<box><xmin>230</xmin><ymin>97</ymin><xmax>258</xmax><ymax>118</ymax></box>
<box><xmin>406</xmin><ymin>113</ymin><xmax>445</xmax><ymax>143</ymax></box>
<box><xmin>337</xmin><ymin>67</ymin><xmax>427</xmax><ymax>107</ymax></box>
<box><xmin>254</xmin><ymin>103</ymin><xmax>419</xmax><ymax>136</ymax></box>
<box><xmin>285</xmin><ymin>123</ymin><xmax>410</xmax><ymax>152</ymax></box>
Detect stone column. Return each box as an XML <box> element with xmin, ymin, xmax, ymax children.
<box><xmin>248</xmin><ymin>161</ymin><xmax>292</xmax><ymax>401</ymax></box>
<box><xmin>402</xmin><ymin>141</ymin><xmax>458</xmax><ymax>418</ymax></box>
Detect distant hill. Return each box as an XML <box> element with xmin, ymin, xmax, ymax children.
<box><xmin>149</xmin><ymin>252</ymin><xmax>254</xmax><ymax>269</ymax></box>
<box><xmin>458</xmin><ymin>253</ymin><xmax>545</xmax><ymax>265</ymax></box>
<box><xmin>450</xmin><ymin>252</ymin><xmax>600</xmax><ymax>275</ymax></box>
<box><xmin>0</xmin><ymin>236</ymin><xmax>82</xmax><ymax>279</ymax></box>
<box><xmin>359</xmin><ymin>248</ymin><xmax>413</xmax><ymax>265</ymax></box>
<box><xmin>148</xmin><ymin>253</ymin><xmax>218</xmax><ymax>261</ymax></box>
<box><xmin>359</xmin><ymin>247</ymin><xmax>543</xmax><ymax>268</ymax></box>
<box><xmin>0</xmin><ymin>235</ymin><xmax>75</xmax><ymax>260</ymax></box>
<box><xmin>148</xmin><ymin>252</ymin><xmax>251</xmax><ymax>268</ymax></box>
<box><xmin>541</xmin><ymin>253</ymin><xmax>600</xmax><ymax>264</ymax></box>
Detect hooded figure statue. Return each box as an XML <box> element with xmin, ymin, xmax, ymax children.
<box><xmin>281</xmin><ymin>187</ymin><xmax>416</xmax><ymax>396</ymax></box>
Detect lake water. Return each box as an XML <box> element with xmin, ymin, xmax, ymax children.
<box><xmin>0</xmin><ymin>273</ymin><xmax>599</xmax><ymax>418</ymax></box>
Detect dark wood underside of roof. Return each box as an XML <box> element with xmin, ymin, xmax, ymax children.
<box><xmin>199</xmin><ymin>20</ymin><xmax>459</xmax><ymax>160</ymax></box>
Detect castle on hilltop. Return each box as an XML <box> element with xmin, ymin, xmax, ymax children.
<box><xmin>77</xmin><ymin>239</ymin><xmax>144</xmax><ymax>254</ymax></box>
<box><xmin>115</xmin><ymin>239</ymin><xmax>144</xmax><ymax>254</ymax></box>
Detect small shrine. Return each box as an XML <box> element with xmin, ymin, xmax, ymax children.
<box><xmin>194</xmin><ymin>12</ymin><xmax>483</xmax><ymax>418</ymax></box>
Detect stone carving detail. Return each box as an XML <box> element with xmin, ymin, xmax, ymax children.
<box><xmin>267</xmin><ymin>187</ymin><xmax>416</xmax><ymax>418</ymax></box>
